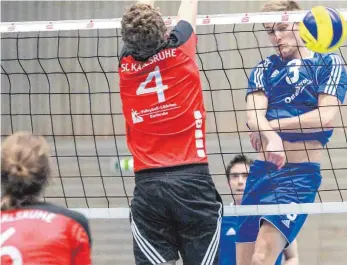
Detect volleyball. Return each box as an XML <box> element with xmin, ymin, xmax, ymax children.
<box><xmin>299</xmin><ymin>6</ymin><xmax>347</xmax><ymax>53</ymax></box>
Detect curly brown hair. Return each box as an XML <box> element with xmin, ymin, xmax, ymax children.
<box><xmin>1</xmin><ymin>131</ymin><xmax>51</xmax><ymax>210</ymax></box>
<box><xmin>121</xmin><ymin>3</ymin><xmax>168</xmax><ymax>62</ymax></box>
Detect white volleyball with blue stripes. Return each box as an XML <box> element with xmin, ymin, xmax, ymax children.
<box><xmin>300</xmin><ymin>6</ymin><xmax>347</xmax><ymax>53</ymax></box>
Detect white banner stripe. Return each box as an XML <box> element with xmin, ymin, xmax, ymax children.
<box><xmin>1</xmin><ymin>9</ymin><xmax>346</xmax><ymax>33</ymax></box>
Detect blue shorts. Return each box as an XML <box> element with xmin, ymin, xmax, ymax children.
<box><xmin>220</xmin><ymin>216</ymin><xmax>283</xmax><ymax>265</ymax></box>
<box><xmin>236</xmin><ymin>160</ymin><xmax>322</xmax><ymax>248</ymax></box>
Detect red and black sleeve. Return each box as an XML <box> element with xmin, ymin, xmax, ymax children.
<box><xmin>167</xmin><ymin>20</ymin><xmax>197</xmax><ymax>60</ymax></box>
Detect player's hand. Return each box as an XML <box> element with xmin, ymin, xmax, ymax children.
<box><xmin>265</xmin><ymin>136</ymin><xmax>286</xmax><ymax>169</ymax></box>
<box><xmin>249</xmin><ymin>132</ymin><xmax>263</xmax><ymax>152</ymax></box>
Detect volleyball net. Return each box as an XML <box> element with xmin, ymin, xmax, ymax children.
<box><xmin>1</xmin><ymin>10</ymin><xmax>347</xmax><ymax>220</ymax></box>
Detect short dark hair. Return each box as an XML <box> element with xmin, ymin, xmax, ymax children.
<box><xmin>121</xmin><ymin>3</ymin><xmax>168</xmax><ymax>62</ymax></box>
<box><xmin>226</xmin><ymin>154</ymin><xmax>254</xmax><ymax>181</ymax></box>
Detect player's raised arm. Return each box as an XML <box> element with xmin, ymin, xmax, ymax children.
<box><xmin>177</xmin><ymin>0</ymin><xmax>198</xmax><ymax>32</ymax></box>
<box><xmin>137</xmin><ymin>0</ymin><xmax>154</xmax><ymax>6</ymax></box>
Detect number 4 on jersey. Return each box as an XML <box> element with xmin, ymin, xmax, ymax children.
<box><xmin>136</xmin><ymin>66</ymin><xmax>168</xmax><ymax>103</ymax></box>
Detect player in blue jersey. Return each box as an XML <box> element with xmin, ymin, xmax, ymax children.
<box><xmin>220</xmin><ymin>155</ymin><xmax>299</xmax><ymax>265</ymax></box>
<box><xmin>236</xmin><ymin>1</ymin><xmax>347</xmax><ymax>265</ymax></box>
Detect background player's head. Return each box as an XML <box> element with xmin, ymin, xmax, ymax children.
<box><xmin>261</xmin><ymin>1</ymin><xmax>305</xmax><ymax>60</ymax></box>
<box><xmin>1</xmin><ymin>131</ymin><xmax>51</xmax><ymax>210</ymax></box>
<box><xmin>121</xmin><ymin>3</ymin><xmax>168</xmax><ymax>62</ymax></box>
<box><xmin>226</xmin><ymin>155</ymin><xmax>253</xmax><ymax>205</ymax></box>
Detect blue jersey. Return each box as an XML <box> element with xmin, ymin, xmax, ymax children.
<box><xmin>220</xmin><ymin>216</ymin><xmax>283</xmax><ymax>265</ymax></box>
<box><xmin>247</xmin><ymin>52</ymin><xmax>347</xmax><ymax>146</ymax></box>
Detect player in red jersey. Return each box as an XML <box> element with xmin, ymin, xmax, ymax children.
<box><xmin>1</xmin><ymin>132</ymin><xmax>91</xmax><ymax>265</ymax></box>
<box><xmin>119</xmin><ymin>0</ymin><xmax>223</xmax><ymax>264</ymax></box>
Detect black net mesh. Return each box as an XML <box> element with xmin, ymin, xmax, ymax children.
<box><xmin>1</xmin><ymin>23</ymin><xmax>347</xmax><ymax>209</ymax></box>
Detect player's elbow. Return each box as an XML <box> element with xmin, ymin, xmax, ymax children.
<box><xmin>247</xmin><ymin>111</ymin><xmax>261</xmax><ymax>130</ymax></box>
<box><xmin>319</xmin><ymin>108</ymin><xmax>338</xmax><ymax>128</ymax></box>
<box><xmin>247</xmin><ymin>115</ymin><xmax>257</xmax><ymax>130</ymax></box>
<box><xmin>322</xmin><ymin>117</ymin><xmax>334</xmax><ymax>128</ymax></box>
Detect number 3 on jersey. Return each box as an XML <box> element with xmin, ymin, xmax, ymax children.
<box><xmin>285</xmin><ymin>59</ymin><xmax>301</xmax><ymax>84</ymax></box>
<box><xmin>137</xmin><ymin>66</ymin><xmax>168</xmax><ymax>103</ymax></box>
<box><xmin>1</xmin><ymin>228</ymin><xmax>23</xmax><ymax>265</ymax></box>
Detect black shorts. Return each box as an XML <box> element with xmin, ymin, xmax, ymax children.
<box><xmin>130</xmin><ymin>164</ymin><xmax>223</xmax><ymax>265</ymax></box>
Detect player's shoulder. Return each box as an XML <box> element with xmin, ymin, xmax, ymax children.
<box><xmin>252</xmin><ymin>54</ymin><xmax>278</xmax><ymax>71</ymax></box>
<box><xmin>24</xmin><ymin>202</ymin><xmax>89</xmax><ymax>231</ymax></box>
<box><xmin>314</xmin><ymin>52</ymin><xmax>343</xmax><ymax>63</ymax></box>
<box><xmin>166</xmin><ymin>20</ymin><xmax>195</xmax><ymax>49</ymax></box>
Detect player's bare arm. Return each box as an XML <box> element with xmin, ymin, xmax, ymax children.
<box><xmin>282</xmin><ymin>239</ymin><xmax>299</xmax><ymax>265</ymax></box>
<box><xmin>136</xmin><ymin>0</ymin><xmax>199</xmax><ymax>32</ymax></box>
<box><xmin>269</xmin><ymin>94</ymin><xmax>340</xmax><ymax>133</ymax></box>
<box><xmin>247</xmin><ymin>91</ymin><xmax>286</xmax><ymax>169</ymax></box>
<box><xmin>177</xmin><ymin>0</ymin><xmax>198</xmax><ymax>32</ymax></box>
<box><xmin>137</xmin><ymin>0</ymin><xmax>154</xmax><ymax>6</ymax></box>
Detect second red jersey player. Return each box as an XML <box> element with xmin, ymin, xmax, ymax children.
<box><xmin>1</xmin><ymin>203</ymin><xmax>91</xmax><ymax>265</ymax></box>
<box><xmin>1</xmin><ymin>132</ymin><xmax>91</xmax><ymax>265</ymax></box>
<box><xmin>119</xmin><ymin>20</ymin><xmax>207</xmax><ymax>172</ymax></box>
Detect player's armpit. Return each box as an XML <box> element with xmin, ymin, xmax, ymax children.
<box><xmin>177</xmin><ymin>0</ymin><xmax>198</xmax><ymax>32</ymax></box>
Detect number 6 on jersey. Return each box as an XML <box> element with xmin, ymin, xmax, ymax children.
<box><xmin>136</xmin><ymin>66</ymin><xmax>168</xmax><ymax>103</ymax></box>
<box><xmin>1</xmin><ymin>228</ymin><xmax>23</xmax><ymax>265</ymax></box>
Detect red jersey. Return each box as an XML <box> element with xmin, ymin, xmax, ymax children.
<box><xmin>119</xmin><ymin>20</ymin><xmax>208</xmax><ymax>172</ymax></box>
<box><xmin>0</xmin><ymin>203</ymin><xmax>91</xmax><ymax>265</ymax></box>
